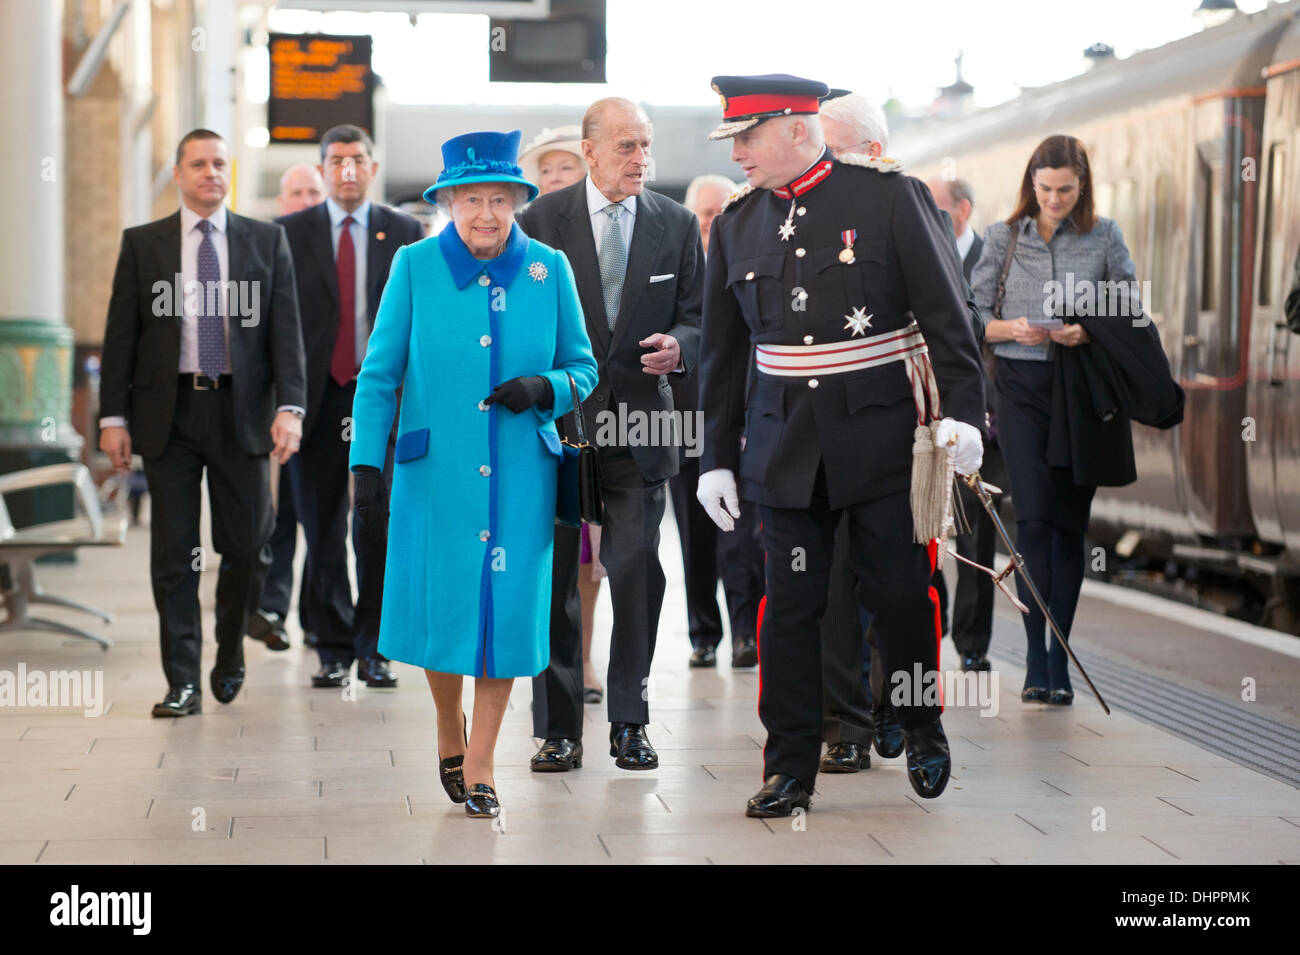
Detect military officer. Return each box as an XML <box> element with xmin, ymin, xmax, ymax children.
<box><xmin>695</xmin><ymin>74</ymin><xmax>987</xmax><ymax>817</ymax></box>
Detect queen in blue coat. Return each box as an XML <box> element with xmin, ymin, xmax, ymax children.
<box><xmin>349</xmin><ymin>130</ymin><xmax>597</xmax><ymax>818</ymax></box>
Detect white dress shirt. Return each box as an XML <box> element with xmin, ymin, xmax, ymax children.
<box><xmin>324</xmin><ymin>196</ymin><xmax>371</xmax><ymax>367</ymax></box>
<box><xmin>585</xmin><ymin>175</ymin><xmax>636</xmax><ymax>254</ymax></box>
<box><xmin>954</xmin><ymin>225</ymin><xmax>975</xmax><ymax>263</ymax></box>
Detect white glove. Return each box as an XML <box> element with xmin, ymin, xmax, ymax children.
<box><xmin>934</xmin><ymin>418</ymin><xmax>983</xmax><ymax>476</ymax></box>
<box><xmin>696</xmin><ymin>468</ymin><xmax>740</xmax><ymax>532</ymax></box>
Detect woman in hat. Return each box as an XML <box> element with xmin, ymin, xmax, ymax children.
<box><xmin>349</xmin><ymin>130</ymin><xmax>598</xmax><ymax>818</ymax></box>
<box><xmin>519</xmin><ymin>125</ymin><xmax>587</xmax><ymax>197</ymax></box>
<box><xmin>520</xmin><ymin>124</ymin><xmax>606</xmax><ymax>706</ymax></box>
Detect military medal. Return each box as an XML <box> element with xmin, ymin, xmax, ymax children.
<box><xmin>778</xmin><ymin>199</ymin><xmax>797</xmax><ymax>242</ymax></box>
<box><xmin>839</xmin><ymin>229</ymin><xmax>857</xmax><ymax>264</ymax></box>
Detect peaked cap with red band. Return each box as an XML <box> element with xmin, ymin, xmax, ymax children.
<box><xmin>707</xmin><ymin>73</ymin><xmax>831</xmax><ymax>141</ymax></box>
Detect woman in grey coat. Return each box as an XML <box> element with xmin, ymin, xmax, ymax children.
<box><xmin>969</xmin><ymin>134</ymin><xmax>1145</xmax><ymax>706</ymax></box>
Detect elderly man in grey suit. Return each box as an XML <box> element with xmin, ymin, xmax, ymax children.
<box><xmin>520</xmin><ymin>97</ymin><xmax>704</xmax><ymax>772</ymax></box>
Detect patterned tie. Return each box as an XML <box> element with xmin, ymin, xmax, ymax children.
<box><xmin>196</xmin><ymin>219</ymin><xmax>226</xmax><ymax>378</ymax></box>
<box><xmin>598</xmin><ymin>203</ymin><xmax>627</xmax><ymax>331</ymax></box>
<box><xmin>330</xmin><ymin>215</ymin><xmax>357</xmax><ymax>386</ymax></box>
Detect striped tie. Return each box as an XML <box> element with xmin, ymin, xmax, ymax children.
<box><xmin>598</xmin><ymin>203</ymin><xmax>627</xmax><ymax>331</ymax></box>
<box><xmin>196</xmin><ymin>219</ymin><xmax>226</xmax><ymax>378</ymax></box>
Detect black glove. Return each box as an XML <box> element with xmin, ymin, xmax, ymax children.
<box><xmin>352</xmin><ymin>465</ymin><xmax>388</xmax><ymax>546</ymax></box>
<box><xmin>482</xmin><ymin>375</ymin><xmax>553</xmax><ymax>414</ymax></box>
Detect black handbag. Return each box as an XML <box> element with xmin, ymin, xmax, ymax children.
<box><xmin>555</xmin><ymin>372</ymin><xmax>604</xmax><ymax>527</ymax></box>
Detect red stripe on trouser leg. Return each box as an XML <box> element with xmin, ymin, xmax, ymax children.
<box><xmin>755</xmin><ymin>593</ymin><xmax>766</xmax><ymax>728</ymax></box>
<box><xmin>927</xmin><ymin>539</ymin><xmax>944</xmax><ymax>711</ymax></box>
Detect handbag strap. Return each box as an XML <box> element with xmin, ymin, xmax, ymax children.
<box><xmin>993</xmin><ymin>226</ymin><xmax>1019</xmax><ymax>321</ymax></box>
<box><xmin>564</xmin><ymin>372</ymin><xmax>589</xmax><ymax>447</ymax></box>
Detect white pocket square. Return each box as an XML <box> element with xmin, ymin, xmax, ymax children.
<box><xmin>649</xmin><ymin>273</ymin><xmax>675</xmax><ymax>284</ymax></box>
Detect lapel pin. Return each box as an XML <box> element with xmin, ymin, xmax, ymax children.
<box><xmin>376</xmin><ymin>231</ymin><xmax>386</xmax><ymax>241</ymax></box>
<box><xmin>528</xmin><ymin>261</ymin><xmax>549</xmax><ymax>283</ymax></box>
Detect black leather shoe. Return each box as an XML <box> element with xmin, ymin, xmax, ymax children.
<box><xmin>688</xmin><ymin>647</ymin><xmax>717</xmax><ymax>668</ymax></box>
<box><xmin>1021</xmin><ymin>686</ymin><xmax>1049</xmax><ymax>703</ymax></box>
<box><xmin>820</xmin><ymin>741</ymin><xmax>871</xmax><ymax>773</ymax></box>
<box><xmin>871</xmin><ymin>701</ymin><xmax>905</xmax><ymax>759</ymax></box>
<box><xmin>439</xmin><ymin>711</ymin><xmax>469</xmax><ymax>803</ymax></box>
<box><xmin>746</xmin><ymin>774</ymin><xmax>812</xmax><ymax>817</ymax></box>
<box><xmin>465</xmin><ymin>783</ymin><xmax>501</xmax><ymax>818</ymax></box>
<box><xmin>583</xmin><ymin>686</ymin><xmax>603</xmax><ymax>704</ymax></box>
<box><xmin>151</xmin><ymin>684</ymin><xmax>201</xmax><ymax>718</ymax></box>
<box><xmin>902</xmin><ymin>719</ymin><xmax>951</xmax><ymax>799</ymax></box>
<box><xmin>961</xmin><ymin>651</ymin><xmax>991</xmax><ymax>672</ymax></box>
<box><xmin>209</xmin><ymin>665</ymin><xmax>245</xmax><ymax>705</ymax></box>
<box><xmin>311</xmin><ymin>661</ymin><xmax>351</xmax><ymax>688</ymax></box>
<box><xmin>530</xmin><ymin>738</ymin><xmax>583</xmax><ymax>772</ymax></box>
<box><xmin>246</xmin><ymin>608</ymin><xmax>290</xmax><ymax>651</ymax></box>
<box><xmin>1046</xmin><ymin>688</ymin><xmax>1074</xmax><ymax>706</ymax></box>
<box><xmin>609</xmin><ymin>722</ymin><xmax>658</xmax><ymax>770</ymax></box>
<box><xmin>732</xmin><ymin>638</ymin><xmax>759</xmax><ymax>669</ymax></box>
<box><xmin>357</xmin><ymin>658</ymin><xmax>398</xmax><ymax>687</ymax></box>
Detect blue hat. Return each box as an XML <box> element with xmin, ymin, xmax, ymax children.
<box><xmin>423</xmin><ymin>130</ymin><xmax>539</xmax><ymax>204</ymax></box>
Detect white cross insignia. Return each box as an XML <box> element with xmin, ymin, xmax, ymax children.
<box><xmin>843</xmin><ymin>306</ymin><xmax>873</xmax><ymax>336</ymax></box>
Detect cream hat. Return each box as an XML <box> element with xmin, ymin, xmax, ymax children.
<box><xmin>518</xmin><ymin>126</ymin><xmax>585</xmax><ymax>184</ymax></box>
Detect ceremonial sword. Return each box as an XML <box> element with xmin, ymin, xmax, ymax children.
<box><xmin>959</xmin><ymin>471</ymin><xmax>1111</xmax><ymax>715</ymax></box>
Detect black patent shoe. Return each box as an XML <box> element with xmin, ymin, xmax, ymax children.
<box><xmin>1046</xmin><ymin>688</ymin><xmax>1074</xmax><ymax>706</ymax></box>
<box><xmin>530</xmin><ymin>738</ymin><xmax>583</xmax><ymax>772</ymax></box>
<box><xmin>1021</xmin><ymin>686</ymin><xmax>1049</xmax><ymax>703</ymax></box>
<box><xmin>311</xmin><ymin>661</ymin><xmax>351</xmax><ymax>688</ymax></box>
<box><xmin>820</xmin><ymin>741</ymin><xmax>871</xmax><ymax>773</ymax></box>
<box><xmin>609</xmin><ymin>722</ymin><xmax>658</xmax><ymax>770</ymax></box>
<box><xmin>871</xmin><ymin>701</ymin><xmax>905</xmax><ymax>759</ymax></box>
<box><xmin>902</xmin><ymin>719</ymin><xmax>951</xmax><ymax>799</ymax></box>
<box><xmin>357</xmin><ymin>658</ymin><xmax>398</xmax><ymax>687</ymax></box>
<box><xmin>961</xmin><ymin>652</ymin><xmax>991</xmax><ymax>672</ymax></box>
<box><xmin>151</xmin><ymin>684</ymin><xmax>201</xmax><ymax>718</ymax></box>
<box><xmin>246</xmin><ymin>608</ymin><xmax>290</xmax><ymax>651</ymax></box>
<box><xmin>746</xmin><ymin>774</ymin><xmax>812</xmax><ymax>818</ymax></box>
<box><xmin>209</xmin><ymin>665</ymin><xmax>245</xmax><ymax>705</ymax></box>
<box><xmin>732</xmin><ymin>638</ymin><xmax>759</xmax><ymax>669</ymax></box>
<box><xmin>688</xmin><ymin>647</ymin><xmax>717</xmax><ymax>668</ymax></box>
<box><xmin>439</xmin><ymin>712</ymin><xmax>469</xmax><ymax>803</ymax></box>
<box><xmin>464</xmin><ymin>783</ymin><xmax>500</xmax><ymax>818</ymax></box>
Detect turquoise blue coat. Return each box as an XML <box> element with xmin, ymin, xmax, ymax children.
<box><xmin>349</xmin><ymin>223</ymin><xmax>597</xmax><ymax>678</ymax></box>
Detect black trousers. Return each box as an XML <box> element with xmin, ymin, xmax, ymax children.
<box><xmin>259</xmin><ymin>462</ymin><xmax>313</xmax><ymax>631</ymax></box>
<box><xmin>949</xmin><ymin>443</ymin><xmax>1006</xmax><ymax>657</ymax></box>
<box><xmin>667</xmin><ymin>454</ymin><xmax>764</xmax><ymax>651</ymax></box>
<box><xmin>533</xmin><ymin>447</ymin><xmax>667</xmax><ymax>737</ymax></box>
<box><xmin>142</xmin><ymin>387</ymin><xmax>272</xmax><ymax>690</ymax></box>
<box><xmin>289</xmin><ymin>378</ymin><xmax>394</xmax><ymax>666</ymax></box>
<box><xmin>821</xmin><ymin>513</ymin><xmax>875</xmax><ymax>745</ymax></box>
<box><xmin>758</xmin><ymin>471</ymin><xmax>942</xmax><ymax>791</ymax></box>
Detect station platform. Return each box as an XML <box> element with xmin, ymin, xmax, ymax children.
<box><xmin>2</xmin><ymin>507</ymin><xmax>1299</xmax><ymax>866</ymax></box>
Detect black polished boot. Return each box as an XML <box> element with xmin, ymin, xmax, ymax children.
<box><xmin>745</xmin><ymin>774</ymin><xmax>812</xmax><ymax>817</ymax></box>
<box><xmin>901</xmin><ymin>718</ymin><xmax>951</xmax><ymax>799</ymax></box>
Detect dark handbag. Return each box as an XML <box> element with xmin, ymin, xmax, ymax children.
<box><xmin>555</xmin><ymin>372</ymin><xmax>604</xmax><ymax>527</ymax></box>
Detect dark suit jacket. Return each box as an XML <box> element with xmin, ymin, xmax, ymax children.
<box><xmin>518</xmin><ymin>180</ymin><xmax>704</xmax><ymax>483</ymax></box>
<box><xmin>100</xmin><ymin>209</ymin><xmax>307</xmax><ymax>458</ymax></box>
<box><xmin>963</xmin><ymin>231</ymin><xmax>984</xmax><ymax>284</ymax></box>
<box><xmin>274</xmin><ymin>202</ymin><xmax>424</xmax><ymax>433</ymax></box>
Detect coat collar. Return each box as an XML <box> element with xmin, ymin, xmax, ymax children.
<box><xmin>773</xmin><ymin>148</ymin><xmax>834</xmax><ymax>199</ymax></box>
<box><xmin>439</xmin><ymin>221</ymin><xmax>528</xmax><ymax>289</ymax></box>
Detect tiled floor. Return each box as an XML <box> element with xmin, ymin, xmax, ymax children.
<box><xmin>2</xmin><ymin>507</ymin><xmax>1299</xmax><ymax>864</ymax></box>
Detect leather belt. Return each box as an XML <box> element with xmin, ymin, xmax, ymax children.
<box><xmin>179</xmin><ymin>373</ymin><xmax>232</xmax><ymax>390</ymax></box>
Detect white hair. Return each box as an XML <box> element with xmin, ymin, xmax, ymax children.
<box><xmin>684</xmin><ymin>174</ymin><xmax>738</xmax><ymax>212</ymax></box>
<box><xmin>819</xmin><ymin>93</ymin><xmax>889</xmax><ymax>154</ymax></box>
<box><xmin>435</xmin><ymin>182</ymin><xmax>530</xmax><ymax>215</ymax></box>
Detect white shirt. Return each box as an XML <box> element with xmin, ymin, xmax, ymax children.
<box><xmin>954</xmin><ymin>225</ymin><xmax>975</xmax><ymax>263</ymax></box>
<box><xmin>324</xmin><ymin>197</ymin><xmax>371</xmax><ymax>366</ymax></box>
<box><xmin>585</xmin><ymin>175</ymin><xmax>636</xmax><ymax>255</ymax></box>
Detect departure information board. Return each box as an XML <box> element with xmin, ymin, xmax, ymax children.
<box><xmin>267</xmin><ymin>34</ymin><xmax>374</xmax><ymax>144</ymax></box>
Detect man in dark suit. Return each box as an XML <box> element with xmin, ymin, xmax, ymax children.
<box><xmin>927</xmin><ymin>176</ymin><xmax>1002</xmax><ymax>673</ymax></box>
<box><xmin>275</xmin><ymin>124</ymin><xmax>425</xmax><ymax>690</ymax></box>
<box><xmin>520</xmin><ymin>97</ymin><xmax>704</xmax><ymax>773</ymax></box>
<box><xmin>99</xmin><ymin>129</ymin><xmax>307</xmax><ymax>717</ymax></box>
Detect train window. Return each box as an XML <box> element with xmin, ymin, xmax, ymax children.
<box><xmin>1199</xmin><ymin>156</ymin><xmax>1221</xmax><ymax>313</ymax></box>
<box><xmin>1149</xmin><ymin>173</ymin><xmax>1173</xmax><ymax>316</ymax></box>
<box><xmin>1259</xmin><ymin>142</ymin><xmax>1286</xmax><ymax>307</ymax></box>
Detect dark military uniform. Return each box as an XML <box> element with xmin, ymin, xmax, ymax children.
<box><xmin>700</xmin><ymin>147</ymin><xmax>986</xmax><ymax>792</ymax></box>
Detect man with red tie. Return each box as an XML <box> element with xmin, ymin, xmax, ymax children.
<box><xmin>275</xmin><ymin>124</ymin><xmax>424</xmax><ymax>688</ymax></box>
